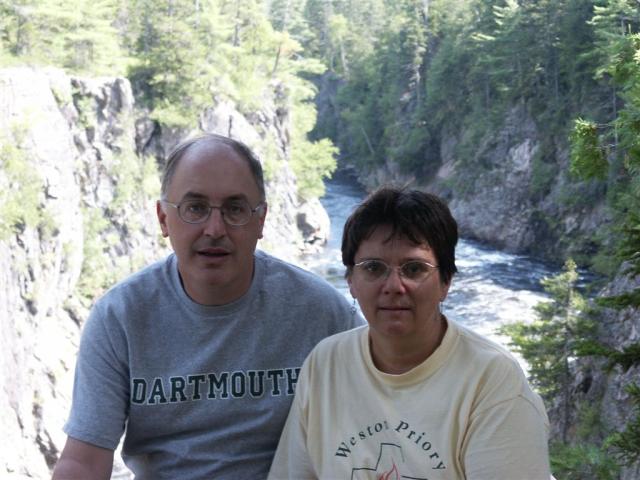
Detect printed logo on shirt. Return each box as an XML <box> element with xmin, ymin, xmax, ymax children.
<box><xmin>130</xmin><ymin>367</ymin><xmax>300</xmax><ymax>405</ymax></box>
<box><xmin>334</xmin><ymin>419</ymin><xmax>446</xmax><ymax>477</ymax></box>
<box><xmin>352</xmin><ymin>442</ymin><xmax>425</xmax><ymax>480</ymax></box>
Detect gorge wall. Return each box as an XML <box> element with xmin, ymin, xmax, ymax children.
<box><xmin>0</xmin><ymin>67</ymin><xmax>328</xmax><ymax>479</ymax></box>
<box><xmin>559</xmin><ymin>267</ymin><xmax>640</xmax><ymax>480</ymax></box>
<box><xmin>353</xmin><ymin>102</ymin><xmax>607</xmax><ymax>266</ymax></box>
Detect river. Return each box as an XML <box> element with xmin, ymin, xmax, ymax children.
<box><xmin>298</xmin><ymin>174</ymin><xmax>556</xmax><ymax>349</ymax></box>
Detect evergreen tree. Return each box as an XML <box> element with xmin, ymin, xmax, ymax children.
<box><xmin>500</xmin><ymin>259</ymin><xmax>592</xmax><ymax>442</ymax></box>
<box><xmin>0</xmin><ymin>0</ymin><xmax>124</xmax><ymax>73</ymax></box>
<box><xmin>570</xmin><ymin>0</ymin><xmax>640</xmax><ymax>279</ymax></box>
<box><xmin>126</xmin><ymin>0</ymin><xmax>217</xmax><ymax>127</ymax></box>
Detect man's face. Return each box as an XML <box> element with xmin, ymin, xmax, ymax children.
<box><xmin>157</xmin><ymin>142</ymin><xmax>267</xmax><ymax>305</ymax></box>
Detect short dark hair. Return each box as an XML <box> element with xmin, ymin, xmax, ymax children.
<box><xmin>342</xmin><ymin>187</ymin><xmax>458</xmax><ymax>284</ymax></box>
<box><xmin>160</xmin><ymin>133</ymin><xmax>265</xmax><ymax>200</ymax></box>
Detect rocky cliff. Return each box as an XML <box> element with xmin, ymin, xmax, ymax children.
<box><xmin>556</xmin><ymin>267</ymin><xmax>640</xmax><ymax>480</ymax></box>
<box><xmin>351</xmin><ymin>103</ymin><xmax>607</xmax><ymax>266</ymax></box>
<box><xmin>0</xmin><ymin>67</ymin><xmax>329</xmax><ymax>479</ymax></box>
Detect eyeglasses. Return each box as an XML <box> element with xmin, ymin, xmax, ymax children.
<box><xmin>353</xmin><ymin>259</ymin><xmax>439</xmax><ymax>283</ymax></box>
<box><xmin>161</xmin><ymin>198</ymin><xmax>265</xmax><ymax>226</ymax></box>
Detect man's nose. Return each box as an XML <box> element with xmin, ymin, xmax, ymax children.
<box><xmin>203</xmin><ymin>207</ymin><xmax>227</xmax><ymax>238</ymax></box>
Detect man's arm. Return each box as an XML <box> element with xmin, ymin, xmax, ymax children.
<box><xmin>51</xmin><ymin>437</ymin><xmax>114</xmax><ymax>480</ymax></box>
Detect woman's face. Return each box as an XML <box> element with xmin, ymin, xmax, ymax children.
<box><xmin>348</xmin><ymin>225</ymin><xmax>451</xmax><ymax>342</ymax></box>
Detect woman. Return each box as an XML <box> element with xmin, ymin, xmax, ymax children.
<box><xmin>268</xmin><ymin>187</ymin><xmax>551</xmax><ymax>479</ymax></box>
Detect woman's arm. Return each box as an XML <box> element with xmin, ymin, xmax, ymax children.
<box><xmin>462</xmin><ymin>394</ymin><xmax>551</xmax><ymax>479</ymax></box>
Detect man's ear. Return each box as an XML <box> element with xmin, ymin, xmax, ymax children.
<box><xmin>157</xmin><ymin>201</ymin><xmax>169</xmax><ymax>238</ymax></box>
<box><xmin>257</xmin><ymin>202</ymin><xmax>268</xmax><ymax>239</ymax></box>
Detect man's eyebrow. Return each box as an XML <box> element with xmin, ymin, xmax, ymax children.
<box><xmin>180</xmin><ymin>191</ymin><xmax>250</xmax><ymax>202</ymax></box>
<box><xmin>180</xmin><ymin>191</ymin><xmax>208</xmax><ymax>201</ymax></box>
<box><xmin>225</xmin><ymin>194</ymin><xmax>250</xmax><ymax>202</ymax></box>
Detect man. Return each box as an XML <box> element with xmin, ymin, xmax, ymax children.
<box><xmin>52</xmin><ymin>134</ymin><xmax>361</xmax><ymax>479</ymax></box>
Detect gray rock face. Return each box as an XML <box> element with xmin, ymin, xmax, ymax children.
<box><xmin>557</xmin><ymin>268</ymin><xmax>640</xmax><ymax>480</ymax></box>
<box><xmin>1</xmin><ymin>66</ymin><xmax>170</xmax><ymax>479</ymax></box>
<box><xmin>0</xmin><ymin>67</ymin><xmax>329</xmax><ymax>478</ymax></box>
<box><xmin>357</xmin><ymin>104</ymin><xmax>607</xmax><ymax>263</ymax></box>
<box><xmin>444</xmin><ymin>105</ymin><xmax>605</xmax><ymax>262</ymax></box>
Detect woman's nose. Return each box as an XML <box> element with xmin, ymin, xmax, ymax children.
<box><xmin>381</xmin><ymin>267</ymin><xmax>407</xmax><ymax>293</ymax></box>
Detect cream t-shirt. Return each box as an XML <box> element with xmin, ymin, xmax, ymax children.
<box><xmin>268</xmin><ymin>319</ymin><xmax>551</xmax><ymax>480</ymax></box>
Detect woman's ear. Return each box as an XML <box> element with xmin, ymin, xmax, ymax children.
<box><xmin>347</xmin><ymin>272</ymin><xmax>358</xmax><ymax>299</ymax></box>
<box><xmin>440</xmin><ymin>278</ymin><xmax>452</xmax><ymax>302</ymax></box>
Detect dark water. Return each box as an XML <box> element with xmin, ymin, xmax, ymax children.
<box><xmin>300</xmin><ymin>175</ymin><xmax>557</xmax><ymax>344</ymax></box>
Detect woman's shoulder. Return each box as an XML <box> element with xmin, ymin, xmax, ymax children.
<box><xmin>450</xmin><ymin>320</ymin><xmax>544</xmax><ymax>407</ymax></box>
<box><xmin>313</xmin><ymin>325</ymin><xmax>366</xmax><ymax>355</ymax></box>
<box><xmin>302</xmin><ymin>325</ymin><xmax>367</xmax><ymax>371</ymax></box>
<box><xmin>449</xmin><ymin>320</ymin><xmax>529</xmax><ymax>387</ymax></box>
<box><xmin>453</xmin><ymin>320</ymin><xmax>520</xmax><ymax>365</ymax></box>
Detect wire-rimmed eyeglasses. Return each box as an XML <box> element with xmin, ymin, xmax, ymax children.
<box><xmin>161</xmin><ymin>198</ymin><xmax>265</xmax><ymax>226</ymax></box>
<box><xmin>353</xmin><ymin>259</ymin><xmax>439</xmax><ymax>283</ymax></box>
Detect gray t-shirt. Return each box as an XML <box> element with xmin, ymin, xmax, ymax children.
<box><xmin>65</xmin><ymin>250</ymin><xmax>361</xmax><ymax>479</ymax></box>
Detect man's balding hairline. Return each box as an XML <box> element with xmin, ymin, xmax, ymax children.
<box><xmin>160</xmin><ymin>134</ymin><xmax>266</xmax><ymax>201</ymax></box>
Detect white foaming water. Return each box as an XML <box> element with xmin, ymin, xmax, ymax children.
<box><xmin>296</xmin><ymin>176</ymin><xmax>555</xmax><ymax>357</ymax></box>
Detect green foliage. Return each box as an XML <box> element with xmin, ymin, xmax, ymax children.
<box><xmin>308</xmin><ymin>0</ymin><xmax>607</xmax><ymax>193</ymax></box>
<box><xmin>500</xmin><ymin>259</ymin><xmax>592</xmax><ymax>402</ymax></box>
<box><xmin>0</xmin><ymin>0</ymin><xmax>126</xmax><ymax>74</ymax></box>
<box><xmin>75</xmin><ymin>152</ymin><xmax>158</xmax><ymax>303</ymax></box>
<box><xmin>125</xmin><ymin>0</ymin><xmax>320</xmax><ymax>125</ymax></box>
<box><xmin>551</xmin><ymin>442</ymin><xmax>620</xmax><ymax>479</ymax></box>
<box><xmin>608</xmin><ymin>343</ymin><xmax>640</xmax><ymax>372</ymax></box>
<box><xmin>1</xmin><ymin>0</ymin><xmax>340</xmax><ymax>204</ymax></box>
<box><xmin>111</xmin><ymin>149</ymin><xmax>159</xmax><ymax>208</ymax></box>
<box><xmin>301</xmin><ymin>0</ymin><xmax>387</xmax><ymax>75</ymax></box>
<box><xmin>75</xmin><ymin>207</ymin><xmax>115</xmax><ymax>303</ymax></box>
<box><xmin>141</xmin><ymin>154</ymin><xmax>161</xmax><ymax>199</ymax></box>
<box><xmin>530</xmin><ymin>153</ymin><xmax>557</xmax><ymax>198</ymax></box>
<box><xmin>291</xmin><ymin>138</ymin><xmax>337</xmax><ymax>199</ymax></box>
<box><xmin>598</xmin><ymin>288</ymin><xmax>640</xmax><ymax>310</ymax></box>
<box><xmin>125</xmin><ymin>0</ymin><xmax>217</xmax><ymax>127</ymax></box>
<box><xmin>73</xmin><ymin>93</ymin><xmax>95</xmax><ymax>129</ymax></box>
<box><xmin>582</xmin><ymin>341</ymin><xmax>640</xmax><ymax>372</ymax></box>
<box><xmin>570</xmin><ymin>118</ymin><xmax>609</xmax><ymax>180</ymax></box>
<box><xmin>619</xmin><ymin>210</ymin><xmax>640</xmax><ymax>278</ymax></box>
<box><xmin>323</xmin><ymin>1</ymin><xmax>435</xmax><ymax>172</ymax></box>
<box><xmin>607</xmin><ymin>383</ymin><xmax>640</xmax><ymax>466</ymax></box>
<box><xmin>500</xmin><ymin>258</ymin><xmax>618</xmax><ymax>474</ymax></box>
<box><xmin>0</xmin><ymin>126</ymin><xmax>44</xmax><ymax>239</ymax></box>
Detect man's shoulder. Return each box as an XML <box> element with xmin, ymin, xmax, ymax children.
<box><xmin>97</xmin><ymin>255</ymin><xmax>173</xmax><ymax>304</ymax></box>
